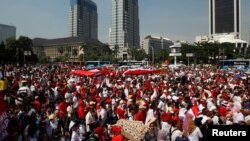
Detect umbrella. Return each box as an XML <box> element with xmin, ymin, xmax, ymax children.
<box><xmin>115</xmin><ymin>119</ymin><xmax>150</xmax><ymax>141</ymax></box>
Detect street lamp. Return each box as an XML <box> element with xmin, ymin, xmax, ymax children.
<box><xmin>150</xmin><ymin>46</ymin><xmax>154</xmax><ymax>66</ymax></box>
<box><xmin>233</xmin><ymin>49</ymin><xmax>236</xmax><ymax>59</ymax></box>
<box><xmin>24</xmin><ymin>51</ymin><xmax>31</xmax><ymax>65</ymax></box>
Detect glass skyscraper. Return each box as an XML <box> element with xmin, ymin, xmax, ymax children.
<box><xmin>69</xmin><ymin>0</ymin><xmax>98</xmax><ymax>40</ymax></box>
<box><xmin>110</xmin><ymin>0</ymin><xmax>140</xmax><ymax>56</ymax></box>
<box><xmin>209</xmin><ymin>0</ymin><xmax>241</xmax><ymax>39</ymax></box>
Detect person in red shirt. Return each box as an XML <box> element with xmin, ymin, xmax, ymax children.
<box><xmin>116</xmin><ymin>100</ymin><xmax>126</xmax><ymax>119</ymax></box>
<box><xmin>32</xmin><ymin>96</ymin><xmax>41</xmax><ymax>112</ymax></box>
<box><xmin>218</xmin><ymin>102</ymin><xmax>228</xmax><ymax>117</ymax></box>
<box><xmin>111</xmin><ymin>125</ymin><xmax>123</xmax><ymax>141</ymax></box>
<box><xmin>77</xmin><ymin>104</ymin><xmax>85</xmax><ymax>120</ymax></box>
<box><xmin>134</xmin><ymin>105</ymin><xmax>147</xmax><ymax>123</ymax></box>
<box><xmin>57</xmin><ymin>99</ymin><xmax>68</xmax><ymax>119</ymax></box>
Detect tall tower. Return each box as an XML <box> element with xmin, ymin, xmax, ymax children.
<box><xmin>209</xmin><ymin>0</ymin><xmax>241</xmax><ymax>39</ymax></box>
<box><xmin>69</xmin><ymin>0</ymin><xmax>98</xmax><ymax>40</ymax></box>
<box><xmin>110</xmin><ymin>0</ymin><xmax>140</xmax><ymax>54</ymax></box>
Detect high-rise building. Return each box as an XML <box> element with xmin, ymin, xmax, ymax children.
<box><xmin>110</xmin><ymin>0</ymin><xmax>140</xmax><ymax>58</ymax></box>
<box><xmin>69</xmin><ymin>0</ymin><xmax>98</xmax><ymax>40</ymax></box>
<box><xmin>0</xmin><ymin>24</ymin><xmax>16</xmax><ymax>43</ymax></box>
<box><xmin>209</xmin><ymin>0</ymin><xmax>241</xmax><ymax>39</ymax></box>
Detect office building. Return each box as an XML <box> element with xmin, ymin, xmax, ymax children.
<box><xmin>0</xmin><ymin>24</ymin><xmax>16</xmax><ymax>43</ymax></box>
<box><xmin>33</xmin><ymin>36</ymin><xmax>103</xmax><ymax>62</ymax></box>
<box><xmin>208</xmin><ymin>0</ymin><xmax>248</xmax><ymax>54</ymax></box>
<box><xmin>142</xmin><ymin>35</ymin><xmax>173</xmax><ymax>54</ymax></box>
<box><xmin>209</xmin><ymin>0</ymin><xmax>241</xmax><ymax>39</ymax></box>
<box><xmin>110</xmin><ymin>0</ymin><xmax>140</xmax><ymax>59</ymax></box>
<box><xmin>195</xmin><ymin>35</ymin><xmax>209</xmax><ymax>43</ymax></box>
<box><xmin>69</xmin><ymin>0</ymin><xmax>98</xmax><ymax>40</ymax></box>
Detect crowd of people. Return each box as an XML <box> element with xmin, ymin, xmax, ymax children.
<box><xmin>0</xmin><ymin>63</ymin><xmax>250</xmax><ymax>141</ymax></box>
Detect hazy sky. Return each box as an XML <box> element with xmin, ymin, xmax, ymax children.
<box><xmin>0</xmin><ymin>0</ymin><xmax>249</xmax><ymax>43</ymax></box>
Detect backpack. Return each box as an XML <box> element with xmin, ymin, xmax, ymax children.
<box><xmin>169</xmin><ymin>127</ymin><xmax>178</xmax><ymax>141</ymax></box>
<box><xmin>175</xmin><ymin>136</ymin><xmax>190</xmax><ymax>141</ymax></box>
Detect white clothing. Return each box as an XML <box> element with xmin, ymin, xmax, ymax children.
<box><xmin>99</xmin><ymin>108</ymin><xmax>107</xmax><ymax>121</ymax></box>
<box><xmin>50</xmin><ymin>119</ymin><xmax>59</xmax><ymax>129</ymax></box>
<box><xmin>146</xmin><ymin>109</ymin><xmax>155</xmax><ymax>120</ymax></box>
<box><xmin>79</xmin><ymin>124</ymin><xmax>86</xmax><ymax>140</ymax></box>
<box><xmin>157</xmin><ymin>101</ymin><xmax>165</xmax><ymax>111</ymax></box>
<box><xmin>170</xmin><ymin>127</ymin><xmax>182</xmax><ymax>141</ymax></box>
<box><xmin>212</xmin><ymin>116</ymin><xmax>219</xmax><ymax>125</ymax></box>
<box><xmin>161</xmin><ymin>121</ymin><xmax>171</xmax><ymax>131</ymax></box>
<box><xmin>145</xmin><ymin>108</ymin><xmax>156</xmax><ymax>125</ymax></box>
<box><xmin>233</xmin><ymin>112</ymin><xmax>244</xmax><ymax>123</ymax></box>
<box><xmin>76</xmin><ymin>85</ymin><xmax>81</xmax><ymax>93</ymax></box>
<box><xmin>188</xmin><ymin>127</ymin><xmax>203</xmax><ymax>141</ymax></box>
<box><xmin>178</xmin><ymin>108</ymin><xmax>187</xmax><ymax>121</ymax></box>
<box><xmin>85</xmin><ymin>111</ymin><xmax>95</xmax><ymax>132</ymax></box>
<box><xmin>65</xmin><ymin>92</ymin><xmax>72</xmax><ymax>103</ymax></box>
<box><xmin>124</xmin><ymin>88</ymin><xmax>129</xmax><ymax>99</ymax></box>
<box><xmin>71</xmin><ymin>131</ymin><xmax>81</xmax><ymax>141</ymax></box>
<box><xmin>150</xmin><ymin>88</ymin><xmax>157</xmax><ymax>101</ymax></box>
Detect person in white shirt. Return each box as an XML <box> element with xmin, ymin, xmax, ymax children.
<box><xmin>145</xmin><ymin>103</ymin><xmax>157</xmax><ymax>126</ymax></box>
<box><xmin>85</xmin><ymin>108</ymin><xmax>96</xmax><ymax>138</ymax></box>
<box><xmin>169</xmin><ymin>120</ymin><xmax>183</xmax><ymax>141</ymax></box>
<box><xmin>99</xmin><ymin>104</ymin><xmax>107</xmax><ymax>126</ymax></box>
<box><xmin>187</xmin><ymin>119</ymin><xmax>203</xmax><ymax>141</ymax></box>
<box><xmin>71</xmin><ymin>125</ymin><xmax>81</xmax><ymax>141</ymax></box>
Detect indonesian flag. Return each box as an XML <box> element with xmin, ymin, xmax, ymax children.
<box><xmin>191</xmin><ymin>105</ymin><xmax>199</xmax><ymax>117</ymax></box>
<box><xmin>0</xmin><ymin>94</ymin><xmax>9</xmax><ymax>141</ymax></box>
<box><xmin>187</xmin><ymin>104</ymin><xmax>199</xmax><ymax>118</ymax></box>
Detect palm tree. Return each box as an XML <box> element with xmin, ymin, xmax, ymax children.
<box><xmin>72</xmin><ymin>48</ymin><xmax>78</xmax><ymax>56</ymax></box>
<box><xmin>113</xmin><ymin>44</ymin><xmax>119</xmax><ymax>58</ymax></box>
<box><xmin>57</xmin><ymin>46</ymin><xmax>65</xmax><ymax>56</ymax></box>
<box><xmin>65</xmin><ymin>46</ymin><xmax>71</xmax><ymax>61</ymax></box>
<box><xmin>65</xmin><ymin>46</ymin><xmax>71</xmax><ymax>54</ymax></box>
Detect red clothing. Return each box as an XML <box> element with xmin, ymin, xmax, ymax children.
<box><xmin>219</xmin><ymin>105</ymin><xmax>227</xmax><ymax>117</ymax></box>
<box><xmin>111</xmin><ymin>134</ymin><xmax>123</xmax><ymax>141</ymax></box>
<box><xmin>94</xmin><ymin>127</ymin><xmax>104</xmax><ymax>140</ymax></box>
<box><xmin>77</xmin><ymin>106</ymin><xmax>85</xmax><ymax>119</ymax></box>
<box><xmin>134</xmin><ymin>111</ymin><xmax>145</xmax><ymax>122</ymax></box>
<box><xmin>116</xmin><ymin>107</ymin><xmax>125</xmax><ymax>119</ymax></box>
<box><xmin>57</xmin><ymin>101</ymin><xmax>68</xmax><ymax>119</ymax></box>
<box><xmin>161</xmin><ymin>112</ymin><xmax>172</xmax><ymax>124</ymax></box>
<box><xmin>191</xmin><ymin>105</ymin><xmax>199</xmax><ymax>117</ymax></box>
<box><xmin>32</xmin><ymin>100</ymin><xmax>41</xmax><ymax>111</ymax></box>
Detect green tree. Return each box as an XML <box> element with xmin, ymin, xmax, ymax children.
<box><xmin>113</xmin><ymin>44</ymin><xmax>119</xmax><ymax>58</ymax></box>
<box><xmin>3</xmin><ymin>36</ymin><xmax>36</xmax><ymax>64</ymax></box>
<box><xmin>78</xmin><ymin>54</ymin><xmax>83</xmax><ymax>62</ymax></box>
<box><xmin>134</xmin><ymin>49</ymin><xmax>148</xmax><ymax>61</ymax></box>
<box><xmin>81</xmin><ymin>43</ymin><xmax>98</xmax><ymax>61</ymax></box>
<box><xmin>0</xmin><ymin>41</ymin><xmax>5</xmax><ymax>49</ymax></box>
<box><xmin>127</xmin><ymin>46</ymin><xmax>139</xmax><ymax>60</ymax></box>
<box><xmin>101</xmin><ymin>44</ymin><xmax>112</xmax><ymax>61</ymax></box>
<box><xmin>245</xmin><ymin>45</ymin><xmax>250</xmax><ymax>59</ymax></box>
<box><xmin>64</xmin><ymin>46</ymin><xmax>71</xmax><ymax>61</ymax></box>
<box><xmin>0</xmin><ymin>41</ymin><xmax>6</xmax><ymax>64</ymax></box>
<box><xmin>17</xmin><ymin>36</ymin><xmax>33</xmax><ymax>64</ymax></box>
<box><xmin>17</xmin><ymin>36</ymin><xmax>33</xmax><ymax>50</ymax></box>
<box><xmin>154</xmin><ymin>49</ymin><xmax>169</xmax><ymax>64</ymax></box>
<box><xmin>57</xmin><ymin>46</ymin><xmax>65</xmax><ymax>56</ymax></box>
<box><xmin>72</xmin><ymin>48</ymin><xmax>78</xmax><ymax>56</ymax></box>
<box><xmin>5</xmin><ymin>37</ymin><xmax>19</xmax><ymax>63</ymax></box>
